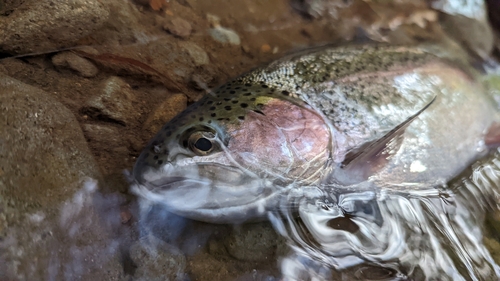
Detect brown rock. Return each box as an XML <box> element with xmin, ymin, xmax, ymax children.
<box><xmin>224</xmin><ymin>223</ymin><xmax>279</xmax><ymax>262</ymax></box>
<box><xmin>52</xmin><ymin>51</ymin><xmax>99</xmax><ymax>78</ymax></box>
<box><xmin>0</xmin><ymin>0</ymin><xmax>110</xmax><ymax>55</ymax></box>
<box><xmin>0</xmin><ymin>76</ymin><xmax>128</xmax><ymax>280</ymax></box>
<box><xmin>163</xmin><ymin>17</ymin><xmax>193</xmax><ymax>38</ymax></box>
<box><xmin>82</xmin><ymin>124</ymin><xmax>124</xmax><ymax>148</ymax></box>
<box><xmin>143</xmin><ymin>93</ymin><xmax>187</xmax><ymax>134</ymax></box>
<box><xmin>130</xmin><ymin>237</ymin><xmax>187</xmax><ymax>281</ymax></box>
<box><xmin>82</xmin><ymin>76</ymin><xmax>139</xmax><ymax>126</ymax></box>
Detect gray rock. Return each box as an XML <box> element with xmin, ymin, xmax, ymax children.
<box><xmin>130</xmin><ymin>236</ymin><xmax>187</xmax><ymax>281</ymax></box>
<box><xmin>82</xmin><ymin>76</ymin><xmax>139</xmax><ymax>126</ymax></box>
<box><xmin>179</xmin><ymin>41</ymin><xmax>210</xmax><ymax>66</ymax></box>
<box><xmin>52</xmin><ymin>52</ymin><xmax>99</xmax><ymax>78</ymax></box>
<box><xmin>0</xmin><ymin>0</ymin><xmax>110</xmax><ymax>55</ymax></box>
<box><xmin>0</xmin><ymin>76</ymin><xmax>126</xmax><ymax>280</ymax></box>
<box><xmin>209</xmin><ymin>27</ymin><xmax>241</xmax><ymax>45</ymax></box>
<box><xmin>224</xmin><ymin>223</ymin><xmax>279</xmax><ymax>262</ymax></box>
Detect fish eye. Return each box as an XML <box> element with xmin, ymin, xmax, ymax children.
<box><xmin>188</xmin><ymin>131</ymin><xmax>215</xmax><ymax>155</ymax></box>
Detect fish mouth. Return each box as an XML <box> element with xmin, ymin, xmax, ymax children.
<box><xmin>131</xmin><ymin>163</ymin><xmax>284</xmax><ymax>223</ymax></box>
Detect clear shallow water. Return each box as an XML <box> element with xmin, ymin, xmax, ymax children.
<box><xmin>266</xmin><ymin>149</ymin><xmax>500</xmax><ymax>280</ymax></box>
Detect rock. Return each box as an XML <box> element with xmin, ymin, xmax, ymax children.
<box><xmin>0</xmin><ymin>76</ymin><xmax>127</xmax><ymax>280</ymax></box>
<box><xmin>52</xmin><ymin>52</ymin><xmax>99</xmax><ymax>78</ymax></box>
<box><xmin>163</xmin><ymin>17</ymin><xmax>193</xmax><ymax>38</ymax></box>
<box><xmin>438</xmin><ymin>13</ymin><xmax>494</xmax><ymax>60</ymax></box>
<box><xmin>432</xmin><ymin>0</ymin><xmax>494</xmax><ymax>59</ymax></box>
<box><xmin>0</xmin><ymin>0</ymin><xmax>110</xmax><ymax>55</ymax></box>
<box><xmin>179</xmin><ymin>41</ymin><xmax>210</xmax><ymax>66</ymax></box>
<box><xmin>82</xmin><ymin>76</ymin><xmax>139</xmax><ymax>126</ymax></box>
<box><xmin>82</xmin><ymin>123</ymin><xmax>124</xmax><ymax>148</ymax></box>
<box><xmin>224</xmin><ymin>223</ymin><xmax>278</xmax><ymax>262</ymax></box>
<box><xmin>143</xmin><ymin>93</ymin><xmax>187</xmax><ymax>134</ymax></box>
<box><xmin>130</xmin><ymin>236</ymin><xmax>188</xmax><ymax>281</ymax></box>
<box><xmin>209</xmin><ymin>27</ymin><xmax>241</xmax><ymax>45</ymax></box>
<box><xmin>190</xmin><ymin>64</ymin><xmax>218</xmax><ymax>92</ymax></box>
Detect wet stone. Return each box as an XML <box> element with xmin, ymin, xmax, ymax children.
<box><xmin>163</xmin><ymin>17</ymin><xmax>193</xmax><ymax>38</ymax></box>
<box><xmin>179</xmin><ymin>41</ymin><xmax>210</xmax><ymax>66</ymax></box>
<box><xmin>0</xmin><ymin>76</ymin><xmax>127</xmax><ymax>280</ymax></box>
<box><xmin>224</xmin><ymin>223</ymin><xmax>279</xmax><ymax>262</ymax></box>
<box><xmin>144</xmin><ymin>93</ymin><xmax>187</xmax><ymax>134</ymax></box>
<box><xmin>209</xmin><ymin>27</ymin><xmax>241</xmax><ymax>45</ymax></box>
<box><xmin>0</xmin><ymin>0</ymin><xmax>110</xmax><ymax>55</ymax></box>
<box><xmin>52</xmin><ymin>51</ymin><xmax>99</xmax><ymax>78</ymax></box>
<box><xmin>130</xmin><ymin>236</ymin><xmax>188</xmax><ymax>281</ymax></box>
<box><xmin>190</xmin><ymin>64</ymin><xmax>219</xmax><ymax>91</ymax></box>
<box><xmin>82</xmin><ymin>76</ymin><xmax>139</xmax><ymax>126</ymax></box>
<box><xmin>82</xmin><ymin>123</ymin><xmax>124</xmax><ymax>148</ymax></box>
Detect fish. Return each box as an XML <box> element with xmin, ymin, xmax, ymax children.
<box><xmin>131</xmin><ymin>44</ymin><xmax>500</xmax><ymax>223</ymax></box>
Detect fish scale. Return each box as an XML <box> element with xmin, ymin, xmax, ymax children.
<box><xmin>141</xmin><ymin>45</ymin><xmax>441</xmax><ymax>169</ymax></box>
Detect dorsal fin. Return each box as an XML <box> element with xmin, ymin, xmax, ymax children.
<box><xmin>336</xmin><ymin>96</ymin><xmax>437</xmax><ymax>185</ymax></box>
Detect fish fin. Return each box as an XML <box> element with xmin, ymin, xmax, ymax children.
<box><xmin>338</xmin><ymin>96</ymin><xmax>437</xmax><ymax>184</ymax></box>
<box><xmin>485</xmin><ymin>122</ymin><xmax>500</xmax><ymax>148</ymax></box>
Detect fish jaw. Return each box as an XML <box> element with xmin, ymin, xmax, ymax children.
<box><xmin>131</xmin><ymin>157</ymin><xmax>286</xmax><ymax>223</ymax></box>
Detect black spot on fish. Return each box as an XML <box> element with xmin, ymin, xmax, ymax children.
<box><xmin>209</xmin><ymin>106</ymin><xmax>216</xmax><ymax>111</ymax></box>
<box><xmin>217</xmin><ymin>118</ymin><xmax>225</xmax><ymax>121</ymax></box>
<box><xmin>240</xmin><ymin>103</ymin><xmax>248</xmax><ymax>108</ymax></box>
<box><xmin>250</xmin><ymin>97</ymin><xmax>256</xmax><ymax>101</ymax></box>
<box><xmin>199</xmin><ymin>117</ymin><xmax>204</xmax><ymax>121</ymax></box>
<box><xmin>211</xmin><ymin>113</ymin><xmax>216</xmax><ymax>117</ymax></box>
<box><xmin>230</xmin><ymin>90</ymin><xmax>236</xmax><ymax>94</ymax></box>
<box><xmin>238</xmin><ymin>116</ymin><xmax>245</xmax><ymax>120</ymax></box>
<box><xmin>154</xmin><ymin>155</ymin><xmax>158</xmax><ymax>160</ymax></box>
<box><xmin>224</xmin><ymin>98</ymin><xmax>231</xmax><ymax>101</ymax></box>
<box><xmin>282</xmin><ymin>90</ymin><xmax>290</xmax><ymax>96</ymax></box>
<box><xmin>224</xmin><ymin>106</ymin><xmax>232</xmax><ymax>110</ymax></box>
<box><xmin>208</xmin><ymin>120</ymin><xmax>212</xmax><ymax>124</ymax></box>
<box><xmin>243</xmin><ymin>92</ymin><xmax>251</xmax><ymax>96</ymax></box>
<box><xmin>157</xmin><ymin>160</ymin><xmax>163</xmax><ymax>165</ymax></box>
<box><xmin>262</xmin><ymin>84</ymin><xmax>268</xmax><ymax>88</ymax></box>
<box><xmin>253</xmin><ymin>110</ymin><xmax>265</xmax><ymax>115</ymax></box>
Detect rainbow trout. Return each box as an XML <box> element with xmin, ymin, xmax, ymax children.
<box><xmin>131</xmin><ymin>45</ymin><xmax>500</xmax><ymax>223</ymax></box>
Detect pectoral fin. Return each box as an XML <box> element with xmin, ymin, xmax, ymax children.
<box><xmin>336</xmin><ymin>96</ymin><xmax>437</xmax><ymax>185</ymax></box>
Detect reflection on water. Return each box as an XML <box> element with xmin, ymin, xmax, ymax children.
<box><xmin>268</xmin><ymin>149</ymin><xmax>500</xmax><ymax>280</ymax></box>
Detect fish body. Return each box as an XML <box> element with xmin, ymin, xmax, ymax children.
<box><xmin>132</xmin><ymin>45</ymin><xmax>499</xmax><ymax>223</ymax></box>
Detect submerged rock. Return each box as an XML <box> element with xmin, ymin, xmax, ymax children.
<box><xmin>130</xmin><ymin>236</ymin><xmax>187</xmax><ymax>281</ymax></box>
<box><xmin>163</xmin><ymin>17</ymin><xmax>193</xmax><ymax>39</ymax></box>
<box><xmin>209</xmin><ymin>27</ymin><xmax>241</xmax><ymax>45</ymax></box>
<box><xmin>224</xmin><ymin>223</ymin><xmax>279</xmax><ymax>262</ymax></box>
<box><xmin>0</xmin><ymin>76</ymin><xmax>127</xmax><ymax>280</ymax></box>
<box><xmin>143</xmin><ymin>93</ymin><xmax>187</xmax><ymax>134</ymax></box>
<box><xmin>52</xmin><ymin>52</ymin><xmax>99</xmax><ymax>78</ymax></box>
<box><xmin>82</xmin><ymin>76</ymin><xmax>139</xmax><ymax>126</ymax></box>
<box><xmin>0</xmin><ymin>0</ymin><xmax>110</xmax><ymax>55</ymax></box>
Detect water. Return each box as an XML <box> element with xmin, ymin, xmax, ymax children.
<box><xmin>265</xmin><ymin>149</ymin><xmax>500</xmax><ymax>280</ymax></box>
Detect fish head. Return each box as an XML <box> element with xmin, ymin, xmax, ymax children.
<box><xmin>132</xmin><ymin>82</ymin><xmax>332</xmax><ymax>223</ymax></box>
